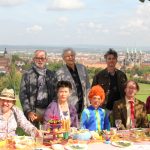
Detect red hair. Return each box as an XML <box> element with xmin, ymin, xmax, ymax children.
<box><xmin>88</xmin><ymin>85</ymin><xmax>105</xmax><ymax>103</ymax></box>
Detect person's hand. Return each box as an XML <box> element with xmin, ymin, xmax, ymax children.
<box><xmin>31</xmin><ymin>128</ymin><xmax>41</xmax><ymax>137</ymax></box>
<box><xmin>27</xmin><ymin>112</ymin><xmax>38</xmax><ymax>122</ymax></box>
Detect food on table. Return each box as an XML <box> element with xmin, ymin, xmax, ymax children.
<box><xmin>90</xmin><ymin>131</ymin><xmax>102</xmax><ymax>140</ymax></box>
<box><xmin>111</xmin><ymin>141</ymin><xmax>132</xmax><ymax>148</ymax></box>
<box><xmin>65</xmin><ymin>144</ymin><xmax>88</xmax><ymax>150</ymax></box>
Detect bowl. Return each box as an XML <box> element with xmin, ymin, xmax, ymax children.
<box><xmin>72</xmin><ymin>129</ymin><xmax>91</xmax><ymax>140</ymax></box>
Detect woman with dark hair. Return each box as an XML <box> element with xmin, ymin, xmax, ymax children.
<box><xmin>43</xmin><ymin>81</ymin><xmax>78</xmax><ymax>127</ymax></box>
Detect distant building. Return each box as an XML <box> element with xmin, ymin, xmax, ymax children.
<box><xmin>0</xmin><ymin>48</ymin><xmax>11</xmax><ymax>74</ymax></box>
<box><xmin>124</xmin><ymin>49</ymin><xmax>143</xmax><ymax>68</ymax></box>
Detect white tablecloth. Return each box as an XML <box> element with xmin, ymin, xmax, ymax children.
<box><xmin>88</xmin><ymin>142</ymin><xmax>150</xmax><ymax>150</ymax></box>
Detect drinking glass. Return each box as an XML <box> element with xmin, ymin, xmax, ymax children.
<box><xmin>147</xmin><ymin>114</ymin><xmax>150</xmax><ymax>127</ymax></box>
<box><xmin>115</xmin><ymin>119</ymin><xmax>122</xmax><ymax>130</ymax></box>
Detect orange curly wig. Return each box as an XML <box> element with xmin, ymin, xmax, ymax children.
<box><xmin>88</xmin><ymin>85</ymin><xmax>105</xmax><ymax>103</ymax></box>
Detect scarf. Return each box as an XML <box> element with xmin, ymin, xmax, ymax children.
<box><xmin>32</xmin><ymin>64</ymin><xmax>48</xmax><ymax>103</ymax></box>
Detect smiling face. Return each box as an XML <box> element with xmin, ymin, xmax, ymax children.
<box><xmin>0</xmin><ymin>99</ymin><xmax>15</xmax><ymax>114</ymax></box>
<box><xmin>63</xmin><ymin>51</ymin><xmax>75</xmax><ymax>68</ymax></box>
<box><xmin>33</xmin><ymin>50</ymin><xmax>47</xmax><ymax>69</ymax></box>
<box><xmin>125</xmin><ymin>81</ymin><xmax>138</xmax><ymax>99</ymax></box>
<box><xmin>90</xmin><ymin>95</ymin><xmax>102</xmax><ymax>109</ymax></box>
<box><xmin>106</xmin><ymin>54</ymin><xmax>117</xmax><ymax>73</ymax></box>
<box><xmin>57</xmin><ymin>87</ymin><xmax>71</xmax><ymax>103</ymax></box>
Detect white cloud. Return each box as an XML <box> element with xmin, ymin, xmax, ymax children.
<box><xmin>47</xmin><ymin>0</ymin><xmax>85</xmax><ymax>10</ymax></box>
<box><xmin>26</xmin><ymin>25</ymin><xmax>43</xmax><ymax>33</ymax></box>
<box><xmin>78</xmin><ymin>21</ymin><xmax>108</xmax><ymax>33</ymax></box>
<box><xmin>0</xmin><ymin>0</ymin><xmax>25</xmax><ymax>6</ymax></box>
<box><xmin>58</xmin><ymin>16</ymin><xmax>68</xmax><ymax>24</ymax></box>
<box><xmin>56</xmin><ymin>16</ymin><xmax>69</xmax><ymax>28</ymax></box>
<box><xmin>118</xmin><ymin>3</ymin><xmax>150</xmax><ymax>36</ymax></box>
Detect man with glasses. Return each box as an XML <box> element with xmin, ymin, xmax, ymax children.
<box><xmin>113</xmin><ymin>80</ymin><xmax>148</xmax><ymax>129</ymax></box>
<box><xmin>19</xmin><ymin>50</ymin><xmax>57</xmax><ymax>128</ymax></box>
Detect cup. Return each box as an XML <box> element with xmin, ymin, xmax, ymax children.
<box><xmin>110</xmin><ymin>127</ymin><xmax>117</xmax><ymax>135</ymax></box>
<box><xmin>35</xmin><ymin>136</ymin><xmax>43</xmax><ymax>145</ymax></box>
<box><xmin>63</xmin><ymin>132</ymin><xmax>69</xmax><ymax>139</ymax></box>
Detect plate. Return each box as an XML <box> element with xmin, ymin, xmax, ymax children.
<box><xmin>34</xmin><ymin>147</ymin><xmax>51</xmax><ymax>150</ymax></box>
<box><xmin>52</xmin><ymin>144</ymin><xmax>64</xmax><ymax>150</ymax></box>
<box><xmin>111</xmin><ymin>141</ymin><xmax>133</xmax><ymax>148</ymax></box>
<box><xmin>65</xmin><ymin>144</ymin><xmax>88</xmax><ymax>150</ymax></box>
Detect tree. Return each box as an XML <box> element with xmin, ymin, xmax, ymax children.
<box><xmin>6</xmin><ymin>64</ymin><xmax>21</xmax><ymax>94</ymax></box>
<box><xmin>139</xmin><ymin>0</ymin><xmax>150</xmax><ymax>2</ymax></box>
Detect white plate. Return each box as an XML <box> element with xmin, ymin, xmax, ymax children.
<box><xmin>111</xmin><ymin>141</ymin><xmax>133</xmax><ymax>148</ymax></box>
<box><xmin>52</xmin><ymin>144</ymin><xmax>64</xmax><ymax>150</ymax></box>
<box><xmin>34</xmin><ymin>148</ymin><xmax>51</xmax><ymax>150</ymax></box>
<box><xmin>65</xmin><ymin>144</ymin><xmax>88</xmax><ymax>150</ymax></box>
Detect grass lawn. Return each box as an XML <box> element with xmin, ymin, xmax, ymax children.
<box><xmin>135</xmin><ymin>83</ymin><xmax>150</xmax><ymax>103</ymax></box>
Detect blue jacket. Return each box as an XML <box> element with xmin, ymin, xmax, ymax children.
<box><xmin>81</xmin><ymin>105</ymin><xmax>110</xmax><ymax>131</ymax></box>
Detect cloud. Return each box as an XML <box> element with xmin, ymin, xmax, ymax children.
<box><xmin>0</xmin><ymin>0</ymin><xmax>25</xmax><ymax>6</ymax></box>
<box><xmin>56</xmin><ymin>16</ymin><xmax>69</xmax><ymax>28</ymax></box>
<box><xmin>26</xmin><ymin>25</ymin><xmax>43</xmax><ymax>33</ymax></box>
<box><xmin>78</xmin><ymin>21</ymin><xmax>108</xmax><ymax>33</ymax></box>
<box><xmin>57</xmin><ymin>16</ymin><xmax>68</xmax><ymax>24</ymax></box>
<box><xmin>47</xmin><ymin>0</ymin><xmax>85</xmax><ymax>10</ymax></box>
<box><xmin>119</xmin><ymin>3</ymin><xmax>150</xmax><ymax>35</ymax></box>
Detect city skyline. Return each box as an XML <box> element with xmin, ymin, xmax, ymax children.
<box><xmin>0</xmin><ymin>0</ymin><xmax>150</xmax><ymax>47</ymax></box>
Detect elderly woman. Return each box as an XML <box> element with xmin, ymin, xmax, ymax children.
<box><xmin>44</xmin><ymin>81</ymin><xmax>78</xmax><ymax>127</ymax></box>
<box><xmin>0</xmin><ymin>88</ymin><xmax>39</xmax><ymax>140</ymax></box>
<box><xmin>80</xmin><ymin>85</ymin><xmax>110</xmax><ymax>131</ymax></box>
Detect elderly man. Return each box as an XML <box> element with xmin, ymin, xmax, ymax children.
<box><xmin>113</xmin><ymin>80</ymin><xmax>148</xmax><ymax>129</ymax></box>
<box><xmin>56</xmin><ymin>48</ymin><xmax>90</xmax><ymax>119</ymax></box>
<box><xmin>19</xmin><ymin>50</ymin><xmax>57</xmax><ymax>128</ymax></box>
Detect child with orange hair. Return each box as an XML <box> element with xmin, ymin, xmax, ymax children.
<box><xmin>80</xmin><ymin>85</ymin><xmax>110</xmax><ymax>131</ymax></box>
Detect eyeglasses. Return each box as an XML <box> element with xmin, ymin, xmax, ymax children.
<box><xmin>34</xmin><ymin>57</ymin><xmax>46</xmax><ymax>61</ymax></box>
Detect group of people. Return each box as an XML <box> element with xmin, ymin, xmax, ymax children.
<box><xmin>0</xmin><ymin>48</ymin><xmax>149</xmax><ymax>140</ymax></box>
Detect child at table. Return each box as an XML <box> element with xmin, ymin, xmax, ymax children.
<box><xmin>80</xmin><ymin>85</ymin><xmax>110</xmax><ymax>132</ymax></box>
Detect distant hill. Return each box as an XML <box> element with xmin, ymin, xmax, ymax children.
<box><xmin>0</xmin><ymin>44</ymin><xmax>150</xmax><ymax>53</ymax></box>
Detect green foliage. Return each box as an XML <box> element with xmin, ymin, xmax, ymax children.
<box><xmin>47</xmin><ymin>62</ymin><xmax>63</xmax><ymax>71</ymax></box>
<box><xmin>87</xmin><ymin>67</ymin><xmax>102</xmax><ymax>82</ymax></box>
<box><xmin>0</xmin><ymin>75</ymin><xmax>8</xmax><ymax>92</ymax></box>
<box><xmin>139</xmin><ymin>0</ymin><xmax>145</xmax><ymax>2</ymax></box>
<box><xmin>0</xmin><ymin>64</ymin><xmax>21</xmax><ymax>94</ymax></box>
<box><xmin>12</xmin><ymin>54</ymin><xmax>22</xmax><ymax>63</ymax></box>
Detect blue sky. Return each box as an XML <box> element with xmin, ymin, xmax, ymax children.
<box><xmin>0</xmin><ymin>0</ymin><xmax>150</xmax><ymax>47</ymax></box>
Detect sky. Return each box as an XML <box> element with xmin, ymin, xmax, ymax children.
<box><xmin>0</xmin><ymin>0</ymin><xmax>150</xmax><ymax>48</ymax></box>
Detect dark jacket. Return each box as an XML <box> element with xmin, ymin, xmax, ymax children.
<box><xmin>19</xmin><ymin>67</ymin><xmax>57</xmax><ymax>117</ymax></box>
<box><xmin>92</xmin><ymin>68</ymin><xmax>127</xmax><ymax>110</ymax></box>
<box><xmin>113</xmin><ymin>98</ymin><xmax>148</xmax><ymax>129</ymax></box>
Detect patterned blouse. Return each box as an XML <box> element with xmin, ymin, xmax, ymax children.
<box><xmin>0</xmin><ymin>106</ymin><xmax>36</xmax><ymax>140</ymax></box>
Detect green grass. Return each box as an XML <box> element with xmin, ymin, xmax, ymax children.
<box><xmin>136</xmin><ymin>83</ymin><xmax>150</xmax><ymax>103</ymax></box>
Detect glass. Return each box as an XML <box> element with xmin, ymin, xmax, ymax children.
<box><xmin>34</xmin><ymin>57</ymin><xmax>46</xmax><ymax>61</ymax></box>
<box><xmin>115</xmin><ymin>119</ymin><xmax>122</xmax><ymax>130</ymax></box>
<box><xmin>35</xmin><ymin>137</ymin><xmax>43</xmax><ymax>145</ymax></box>
<box><xmin>147</xmin><ymin>114</ymin><xmax>150</xmax><ymax>127</ymax></box>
